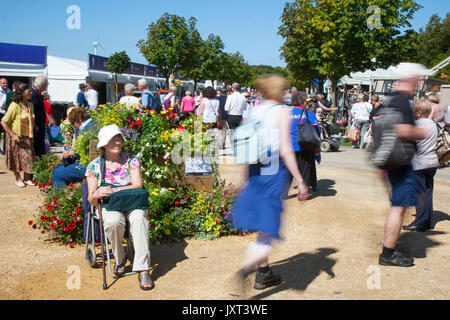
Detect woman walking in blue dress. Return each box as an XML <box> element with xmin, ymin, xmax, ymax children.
<box><xmin>232</xmin><ymin>74</ymin><xmax>309</xmax><ymax>290</ymax></box>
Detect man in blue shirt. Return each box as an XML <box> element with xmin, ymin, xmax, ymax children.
<box><xmin>137</xmin><ymin>79</ymin><xmax>155</xmax><ymax>111</ymax></box>
<box><xmin>283</xmin><ymin>91</ymin><xmax>320</xmax><ymax>198</ymax></box>
<box><xmin>76</xmin><ymin>83</ymin><xmax>89</xmax><ymax>109</ymax></box>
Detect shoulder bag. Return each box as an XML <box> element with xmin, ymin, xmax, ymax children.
<box><xmin>100</xmin><ymin>155</ymin><xmax>150</xmax><ymax>212</ymax></box>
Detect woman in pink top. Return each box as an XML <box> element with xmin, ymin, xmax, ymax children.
<box><xmin>181</xmin><ymin>91</ymin><xmax>195</xmax><ymax>117</ymax></box>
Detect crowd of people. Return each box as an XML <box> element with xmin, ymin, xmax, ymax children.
<box><xmin>0</xmin><ymin>67</ymin><xmax>449</xmax><ymax>293</ymax></box>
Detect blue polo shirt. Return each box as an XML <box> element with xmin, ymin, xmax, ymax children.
<box><xmin>290</xmin><ymin>106</ymin><xmax>319</xmax><ymax>152</ymax></box>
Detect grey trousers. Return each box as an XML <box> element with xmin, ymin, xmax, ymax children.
<box><xmin>102</xmin><ymin>208</ymin><xmax>150</xmax><ymax>272</ymax></box>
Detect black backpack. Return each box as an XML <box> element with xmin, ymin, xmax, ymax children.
<box><xmin>369</xmin><ymin>107</ymin><xmax>416</xmax><ymax>170</ymax></box>
<box><xmin>297</xmin><ymin>109</ymin><xmax>321</xmax><ymax>151</ymax></box>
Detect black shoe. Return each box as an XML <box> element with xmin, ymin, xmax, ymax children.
<box><xmin>254</xmin><ymin>268</ymin><xmax>282</xmax><ymax>290</ymax></box>
<box><xmin>403</xmin><ymin>224</ymin><xmax>427</xmax><ymax>232</ymax></box>
<box><xmin>379</xmin><ymin>251</ymin><xmax>414</xmax><ymax>267</ymax></box>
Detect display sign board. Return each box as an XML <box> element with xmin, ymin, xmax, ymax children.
<box><xmin>89</xmin><ymin>54</ymin><xmax>159</xmax><ymax>77</ymax></box>
<box><xmin>185</xmin><ymin>157</ymin><xmax>212</xmax><ymax>176</ymax></box>
<box><xmin>0</xmin><ymin>43</ymin><xmax>47</xmax><ymax>65</ymax></box>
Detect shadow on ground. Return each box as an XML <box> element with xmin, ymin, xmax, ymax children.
<box><xmin>149</xmin><ymin>240</ymin><xmax>188</xmax><ymax>281</ymax></box>
<box><xmin>250</xmin><ymin>248</ymin><xmax>337</xmax><ymax>300</ymax></box>
<box><xmin>396</xmin><ymin>230</ymin><xmax>445</xmax><ymax>259</ymax></box>
<box><xmin>310</xmin><ymin>179</ymin><xmax>337</xmax><ymax>199</ymax></box>
<box><xmin>433</xmin><ymin>211</ymin><xmax>450</xmax><ymax>228</ymax></box>
<box><xmin>285</xmin><ymin>179</ymin><xmax>337</xmax><ymax>200</ymax></box>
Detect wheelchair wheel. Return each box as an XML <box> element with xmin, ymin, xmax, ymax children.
<box><xmin>87</xmin><ymin>246</ymin><xmax>98</xmax><ymax>268</ymax></box>
<box><xmin>321</xmin><ymin>140</ymin><xmax>331</xmax><ymax>152</ymax></box>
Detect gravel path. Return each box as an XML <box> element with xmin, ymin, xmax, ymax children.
<box><xmin>0</xmin><ymin>150</ymin><xmax>449</xmax><ymax>300</ymax></box>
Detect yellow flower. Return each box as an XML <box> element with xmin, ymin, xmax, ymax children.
<box><xmin>168</xmin><ymin>188</ymin><xmax>175</xmax><ymax>191</ymax></box>
<box><xmin>151</xmin><ymin>191</ymin><xmax>158</xmax><ymax>197</ymax></box>
<box><xmin>165</xmin><ymin>229</ymin><xmax>171</xmax><ymax>235</ymax></box>
<box><xmin>164</xmin><ymin>218</ymin><xmax>170</xmax><ymax>225</ymax></box>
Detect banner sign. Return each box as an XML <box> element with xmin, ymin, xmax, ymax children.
<box><xmin>89</xmin><ymin>54</ymin><xmax>164</xmax><ymax>78</ymax></box>
<box><xmin>0</xmin><ymin>43</ymin><xmax>47</xmax><ymax>65</ymax></box>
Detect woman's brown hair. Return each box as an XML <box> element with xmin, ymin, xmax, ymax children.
<box><xmin>68</xmin><ymin>107</ymin><xmax>90</xmax><ymax>124</ymax></box>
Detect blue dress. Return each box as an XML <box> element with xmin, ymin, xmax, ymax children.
<box><xmin>231</xmin><ymin>159</ymin><xmax>289</xmax><ymax>239</ymax></box>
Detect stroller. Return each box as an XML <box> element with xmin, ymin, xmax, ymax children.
<box><xmin>82</xmin><ymin>182</ymin><xmax>136</xmax><ymax>289</ymax></box>
<box><xmin>318</xmin><ymin>116</ymin><xmax>340</xmax><ymax>152</ymax></box>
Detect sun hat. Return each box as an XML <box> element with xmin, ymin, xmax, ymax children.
<box><xmin>97</xmin><ymin>124</ymin><xmax>127</xmax><ymax>152</ymax></box>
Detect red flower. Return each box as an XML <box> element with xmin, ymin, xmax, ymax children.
<box><xmin>75</xmin><ymin>207</ymin><xmax>81</xmax><ymax>214</ymax></box>
<box><xmin>50</xmin><ymin>223</ymin><xmax>55</xmax><ymax>230</ymax></box>
<box><xmin>136</xmin><ymin>120</ymin><xmax>142</xmax><ymax>125</ymax></box>
<box><xmin>185</xmin><ymin>196</ymin><xmax>189</xmax><ymax>200</ymax></box>
<box><xmin>41</xmin><ymin>230</ymin><xmax>45</xmax><ymax>234</ymax></box>
<box><xmin>46</xmin><ymin>205</ymin><xmax>52</xmax><ymax>211</ymax></box>
<box><xmin>32</xmin><ymin>224</ymin><xmax>37</xmax><ymax>229</ymax></box>
<box><xmin>73</xmin><ymin>213</ymin><xmax>77</xmax><ymax>219</ymax></box>
<box><xmin>28</xmin><ymin>220</ymin><xmax>33</xmax><ymax>225</ymax></box>
<box><xmin>174</xmin><ymin>201</ymin><xmax>181</xmax><ymax>206</ymax></box>
<box><xmin>57</xmin><ymin>220</ymin><xmax>65</xmax><ymax>226</ymax></box>
<box><xmin>69</xmin><ymin>244</ymin><xmax>74</xmax><ymax>249</ymax></box>
<box><xmin>40</xmin><ymin>216</ymin><xmax>49</xmax><ymax>222</ymax></box>
<box><xmin>177</xmin><ymin>126</ymin><xmax>185</xmax><ymax>132</ymax></box>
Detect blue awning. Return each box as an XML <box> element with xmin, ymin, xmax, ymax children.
<box><xmin>0</xmin><ymin>42</ymin><xmax>47</xmax><ymax>65</ymax></box>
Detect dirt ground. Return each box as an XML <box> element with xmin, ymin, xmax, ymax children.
<box><xmin>0</xmin><ymin>148</ymin><xmax>449</xmax><ymax>300</ymax></box>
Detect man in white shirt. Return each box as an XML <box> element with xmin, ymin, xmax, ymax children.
<box><xmin>0</xmin><ymin>78</ymin><xmax>11</xmax><ymax>115</ymax></box>
<box><xmin>224</xmin><ymin>83</ymin><xmax>247</xmax><ymax>129</ymax></box>
<box><xmin>350</xmin><ymin>93</ymin><xmax>373</xmax><ymax>149</ymax></box>
<box><xmin>84</xmin><ymin>82</ymin><xmax>98</xmax><ymax>110</ymax></box>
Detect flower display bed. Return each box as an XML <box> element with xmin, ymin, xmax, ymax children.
<box><xmin>30</xmin><ymin>104</ymin><xmax>244</xmax><ymax>246</ymax></box>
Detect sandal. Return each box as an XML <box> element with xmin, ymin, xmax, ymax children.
<box><xmin>138</xmin><ymin>272</ymin><xmax>154</xmax><ymax>291</ymax></box>
<box><xmin>114</xmin><ymin>259</ymin><xmax>126</xmax><ymax>277</ymax></box>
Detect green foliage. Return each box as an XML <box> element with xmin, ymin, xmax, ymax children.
<box><xmin>106</xmin><ymin>51</ymin><xmax>131</xmax><ymax>102</ymax></box>
<box><xmin>279</xmin><ymin>0</ymin><xmax>421</xmax><ymax>103</ymax></box>
<box><xmin>33</xmin><ymin>183</ymin><xmax>84</xmax><ymax>245</ymax></box>
<box><xmin>216</xmin><ymin>51</ymin><xmax>252</xmax><ymax>86</ymax></box>
<box><xmin>106</xmin><ymin>51</ymin><xmax>131</xmax><ymax>76</ymax></box>
<box><xmin>137</xmin><ymin>13</ymin><xmax>192</xmax><ymax>88</ymax></box>
<box><xmin>32</xmin><ymin>154</ymin><xmax>62</xmax><ymax>188</ymax></box>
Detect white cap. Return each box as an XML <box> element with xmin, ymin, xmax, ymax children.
<box><xmin>96</xmin><ymin>125</ymin><xmax>126</xmax><ymax>151</ymax></box>
<box><xmin>393</xmin><ymin>63</ymin><xmax>430</xmax><ymax>79</ymax></box>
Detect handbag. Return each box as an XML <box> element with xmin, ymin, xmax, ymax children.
<box><xmin>346</xmin><ymin>122</ymin><xmax>360</xmax><ymax>142</ymax></box>
<box><xmin>296</xmin><ymin>108</ymin><xmax>321</xmax><ymax>151</ymax></box>
<box><xmin>100</xmin><ymin>155</ymin><xmax>150</xmax><ymax>211</ymax></box>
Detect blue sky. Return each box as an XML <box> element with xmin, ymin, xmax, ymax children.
<box><xmin>0</xmin><ymin>0</ymin><xmax>448</xmax><ymax>67</ymax></box>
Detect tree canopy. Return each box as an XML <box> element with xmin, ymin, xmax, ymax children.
<box><xmin>279</xmin><ymin>0</ymin><xmax>421</xmax><ymax>103</ymax></box>
<box><xmin>106</xmin><ymin>51</ymin><xmax>131</xmax><ymax>102</ymax></box>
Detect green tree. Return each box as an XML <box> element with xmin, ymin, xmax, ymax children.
<box><xmin>216</xmin><ymin>52</ymin><xmax>251</xmax><ymax>87</ymax></box>
<box><xmin>416</xmin><ymin>13</ymin><xmax>450</xmax><ymax>79</ymax></box>
<box><xmin>180</xmin><ymin>30</ymin><xmax>225</xmax><ymax>90</ymax></box>
<box><xmin>248</xmin><ymin>65</ymin><xmax>290</xmax><ymax>88</ymax></box>
<box><xmin>137</xmin><ymin>13</ymin><xmax>191</xmax><ymax>89</ymax></box>
<box><xmin>106</xmin><ymin>51</ymin><xmax>131</xmax><ymax>103</ymax></box>
<box><xmin>279</xmin><ymin>0</ymin><xmax>421</xmax><ymax>106</ymax></box>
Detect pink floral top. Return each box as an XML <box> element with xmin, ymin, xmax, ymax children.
<box><xmin>85</xmin><ymin>152</ymin><xmax>140</xmax><ymax>187</ymax></box>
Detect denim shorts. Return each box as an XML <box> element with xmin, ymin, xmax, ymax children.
<box><xmin>387</xmin><ymin>165</ymin><xmax>417</xmax><ymax>207</ymax></box>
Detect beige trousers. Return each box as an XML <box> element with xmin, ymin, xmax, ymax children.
<box><xmin>102</xmin><ymin>208</ymin><xmax>150</xmax><ymax>272</ymax></box>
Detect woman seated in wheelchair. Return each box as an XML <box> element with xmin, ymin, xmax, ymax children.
<box><xmin>86</xmin><ymin>124</ymin><xmax>153</xmax><ymax>291</ymax></box>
